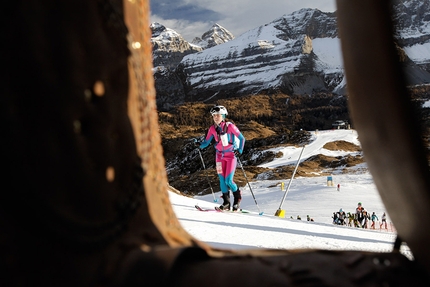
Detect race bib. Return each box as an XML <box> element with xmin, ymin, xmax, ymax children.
<box><xmin>216</xmin><ymin>162</ymin><xmax>223</xmax><ymax>175</ymax></box>
<box><xmin>220</xmin><ymin>133</ymin><xmax>229</xmax><ymax>146</ymax></box>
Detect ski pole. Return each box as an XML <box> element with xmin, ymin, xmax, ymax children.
<box><xmin>236</xmin><ymin>155</ymin><xmax>263</xmax><ymax>215</ymax></box>
<box><xmin>195</xmin><ymin>142</ymin><xmax>217</xmax><ymax>202</ymax></box>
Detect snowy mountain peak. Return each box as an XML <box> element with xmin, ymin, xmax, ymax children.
<box><xmin>149</xmin><ymin>22</ymin><xmax>166</xmax><ymax>38</ymax></box>
<box><xmin>150</xmin><ymin>22</ymin><xmax>187</xmax><ymax>45</ymax></box>
<box><xmin>151</xmin><ymin>22</ymin><xmax>202</xmax><ymax>69</ymax></box>
<box><xmin>273</xmin><ymin>8</ymin><xmax>338</xmax><ymax>39</ymax></box>
<box><xmin>192</xmin><ymin>23</ymin><xmax>235</xmax><ymax>49</ymax></box>
<box><xmin>175</xmin><ymin>9</ymin><xmax>342</xmax><ymax>103</ymax></box>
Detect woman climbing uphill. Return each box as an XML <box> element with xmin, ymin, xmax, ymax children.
<box><xmin>195</xmin><ymin>105</ymin><xmax>246</xmax><ymax>211</ymax></box>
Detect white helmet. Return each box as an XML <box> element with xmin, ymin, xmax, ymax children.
<box><xmin>210</xmin><ymin>105</ymin><xmax>228</xmax><ymax>116</ymax></box>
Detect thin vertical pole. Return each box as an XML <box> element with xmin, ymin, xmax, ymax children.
<box><xmin>276</xmin><ymin>145</ymin><xmax>305</xmax><ymax>212</ymax></box>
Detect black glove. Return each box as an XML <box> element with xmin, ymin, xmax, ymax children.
<box><xmin>234</xmin><ymin>150</ymin><xmax>241</xmax><ymax>157</ymax></box>
<box><xmin>194</xmin><ymin>141</ymin><xmax>201</xmax><ymax>148</ymax></box>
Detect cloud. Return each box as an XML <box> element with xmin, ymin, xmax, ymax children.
<box><xmin>150</xmin><ymin>14</ymin><xmax>214</xmax><ymax>41</ymax></box>
<box><xmin>150</xmin><ymin>0</ymin><xmax>220</xmax><ymax>22</ymax></box>
<box><xmin>202</xmin><ymin>0</ymin><xmax>336</xmax><ymax>36</ymax></box>
<box><xmin>150</xmin><ymin>0</ymin><xmax>336</xmax><ymax>42</ymax></box>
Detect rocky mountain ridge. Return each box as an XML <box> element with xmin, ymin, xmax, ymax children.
<box><xmin>152</xmin><ymin>0</ymin><xmax>430</xmax><ymax>112</ymax></box>
<box><xmin>191</xmin><ymin>23</ymin><xmax>234</xmax><ymax>49</ymax></box>
<box><xmin>151</xmin><ymin>22</ymin><xmax>202</xmax><ymax>69</ymax></box>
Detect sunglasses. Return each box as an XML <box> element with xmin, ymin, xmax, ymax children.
<box><xmin>210</xmin><ymin>107</ymin><xmax>221</xmax><ymax>113</ymax></box>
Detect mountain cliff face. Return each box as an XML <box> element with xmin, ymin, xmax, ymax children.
<box><xmin>151</xmin><ymin>22</ymin><xmax>202</xmax><ymax>69</ymax></box>
<box><xmin>394</xmin><ymin>0</ymin><xmax>430</xmax><ymax>46</ymax></box>
<box><xmin>152</xmin><ymin>0</ymin><xmax>430</xmax><ymax>111</ymax></box>
<box><xmin>176</xmin><ymin>9</ymin><xmax>342</xmax><ymax>103</ymax></box>
<box><xmin>151</xmin><ymin>22</ymin><xmax>235</xmax><ymax>110</ymax></box>
<box><xmin>393</xmin><ymin>0</ymin><xmax>430</xmax><ymax>72</ymax></box>
<box><xmin>191</xmin><ymin>23</ymin><xmax>235</xmax><ymax>49</ymax></box>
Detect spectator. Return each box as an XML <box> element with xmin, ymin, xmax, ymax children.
<box><xmin>337</xmin><ymin>208</ymin><xmax>346</xmax><ymax>225</ymax></box>
<box><xmin>356</xmin><ymin>202</ymin><xmax>364</xmax><ymax>213</ymax></box>
<box><xmin>370</xmin><ymin>212</ymin><xmax>378</xmax><ymax>229</ymax></box>
<box><xmin>332</xmin><ymin>212</ymin><xmax>338</xmax><ymax>224</ymax></box>
<box><xmin>380</xmin><ymin>212</ymin><xmax>388</xmax><ymax>229</ymax></box>
<box><xmin>362</xmin><ymin>210</ymin><xmax>369</xmax><ymax>228</ymax></box>
<box><xmin>347</xmin><ymin>212</ymin><xmax>355</xmax><ymax>227</ymax></box>
<box><xmin>356</xmin><ymin>210</ymin><xmax>365</xmax><ymax>228</ymax></box>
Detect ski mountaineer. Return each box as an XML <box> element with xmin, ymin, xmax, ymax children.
<box><xmin>195</xmin><ymin>105</ymin><xmax>245</xmax><ymax>211</ymax></box>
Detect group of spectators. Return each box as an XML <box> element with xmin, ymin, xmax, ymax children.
<box><xmin>332</xmin><ymin>202</ymin><xmax>388</xmax><ymax>229</ymax></box>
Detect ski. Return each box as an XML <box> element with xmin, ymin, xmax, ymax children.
<box><xmin>214</xmin><ymin>206</ymin><xmax>242</xmax><ymax>212</ymax></box>
<box><xmin>214</xmin><ymin>206</ymin><xmax>224</xmax><ymax>212</ymax></box>
<box><xmin>215</xmin><ymin>206</ymin><xmax>259</xmax><ymax>214</ymax></box>
<box><xmin>195</xmin><ymin>205</ymin><xmax>260</xmax><ymax>214</ymax></box>
<box><xmin>194</xmin><ymin>205</ymin><xmax>235</xmax><ymax>212</ymax></box>
<box><xmin>195</xmin><ymin>205</ymin><xmax>222</xmax><ymax>212</ymax></box>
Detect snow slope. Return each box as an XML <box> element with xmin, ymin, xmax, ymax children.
<box><xmin>169</xmin><ymin>129</ymin><xmax>412</xmax><ymax>258</ymax></box>
<box><xmin>260</xmin><ymin>129</ymin><xmax>359</xmax><ymax>168</ymax></box>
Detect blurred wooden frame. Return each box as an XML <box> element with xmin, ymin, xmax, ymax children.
<box><xmin>124</xmin><ymin>0</ymin><xmax>202</xmax><ymax>248</ymax></box>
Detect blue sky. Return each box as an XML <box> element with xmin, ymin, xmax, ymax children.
<box><xmin>149</xmin><ymin>0</ymin><xmax>337</xmax><ymax>41</ymax></box>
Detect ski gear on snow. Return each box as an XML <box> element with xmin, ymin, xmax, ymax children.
<box><xmin>195</xmin><ymin>205</ymin><xmax>222</xmax><ymax>212</ymax></box>
<box><xmin>195</xmin><ymin>205</ymin><xmax>250</xmax><ymax>214</ymax></box>
<box><xmin>219</xmin><ymin>192</ymin><xmax>231</xmax><ymax>210</ymax></box>
<box><xmin>232</xmin><ymin>189</ymin><xmax>242</xmax><ymax>211</ymax></box>
<box><xmin>218</xmin><ymin>203</ymin><xmax>230</xmax><ymax>211</ymax></box>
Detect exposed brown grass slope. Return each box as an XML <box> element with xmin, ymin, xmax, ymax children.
<box><xmin>159</xmin><ymin>88</ymin><xmax>430</xmax><ymax>195</ymax></box>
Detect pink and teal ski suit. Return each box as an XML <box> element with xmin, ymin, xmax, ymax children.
<box><xmin>199</xmin><ymin>121</ymin><xmax>245</xmax><ymax>194</ymax></box>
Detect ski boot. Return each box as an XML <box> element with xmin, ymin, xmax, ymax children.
<box><xmin>232</xmin><ymin>189</ymin><xmax>242</xmax><ymax>211</ymax></box>
<box><xmin>219</xmin><ymin>192</ymin><xmax>230</xmax><ymax>210</ymax></box>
